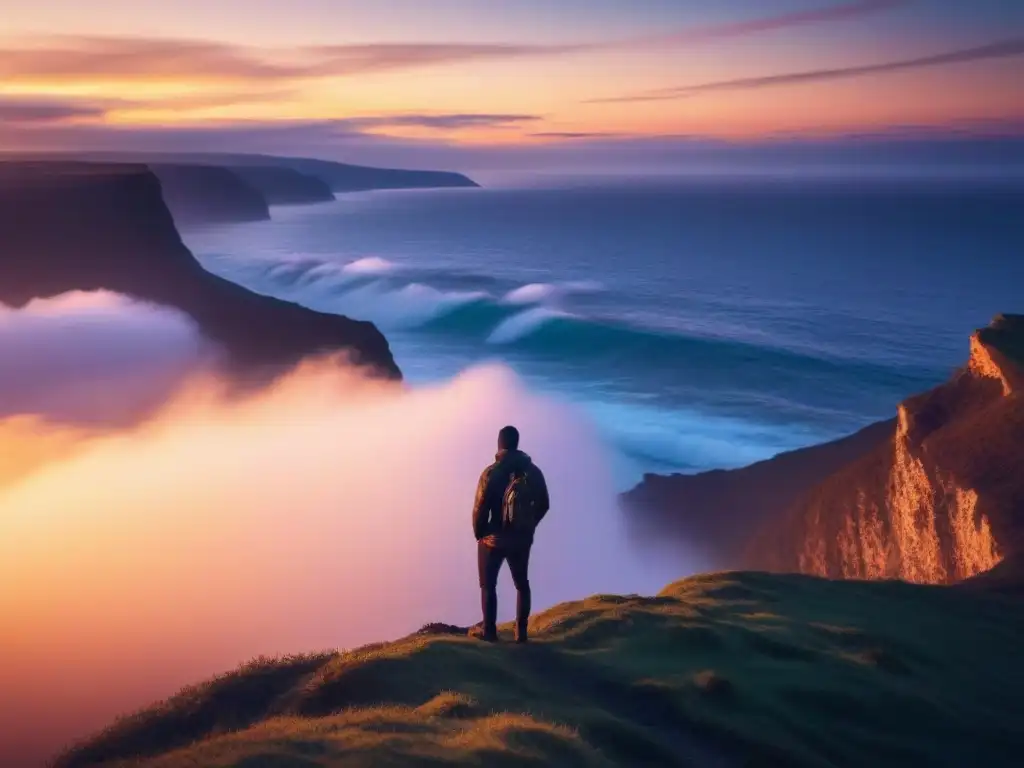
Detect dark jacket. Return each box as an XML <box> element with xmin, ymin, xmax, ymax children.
<box><xmin>472</xmin><ymin>449</ymin><xmax>550</xmax><ymax>545</ymax></box>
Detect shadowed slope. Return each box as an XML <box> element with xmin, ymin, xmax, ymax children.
<box><xmin>150</xmin><ymin>164</ymin><xmax>271</xmax><ymax>226</ymax></box>
<box><xmin>227</xmin><ymin>165</ymin><xmax>335</xmax><ymax>205</ymax></box>
<box><xmin>622</xmin><ymin>419</ymin><xmax>895</xmax><ymax>561</ymax></box>
<box><xmin>0</xmin><ymin>161</ymin><xmax>400</xmax><ymax>378</ymax></box>
<box><xmin>55</xmin><ymin>571</ymin><xmax>1024</xmax><ymax>768</ymax></box>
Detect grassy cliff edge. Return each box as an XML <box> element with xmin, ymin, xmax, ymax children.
<box><xmin>55</xmin><ymin>571</ymin><xmax>1024</xmax><ymax>767</ymax></box>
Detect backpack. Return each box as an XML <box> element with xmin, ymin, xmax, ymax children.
<box><xmin>501</xmin><ymin>469</ymin><xmax>536</xmax><ymax>533</ymax></box>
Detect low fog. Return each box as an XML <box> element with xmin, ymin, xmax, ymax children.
<box><xmin>0</xmin><ymin>292</ymin><xmax>701</xmax><ymax>763</ymax></box>
<box><xmin>0</xmin><ymin>291</ymin><xmax>213</xmax><ymax>424</ymax></box>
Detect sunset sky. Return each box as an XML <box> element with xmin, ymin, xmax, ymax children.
<box><xmin>1</xmin><ymin>0</ymin><xmax>1022</xmax><ymax>168</ymax></box>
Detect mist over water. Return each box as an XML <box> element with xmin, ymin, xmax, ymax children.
<box><xmin>0</xmin><ymin>300</ymin><xmax>698</xmax><ymax>762</ymax></box>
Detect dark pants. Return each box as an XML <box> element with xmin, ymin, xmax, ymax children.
<box><xmin>478</xmin><ymin>539</ymin><xmax>532</xmax><ymax>638</ymax></box>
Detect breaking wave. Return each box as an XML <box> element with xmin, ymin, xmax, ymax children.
<box><xmin>342</xmin><ymin>256</ymin><xmax>396</xmax><ymax>274</ymax></box>
<box><xmin>502</xmin><ymin>281</ymin><xmax>603</xmax><ymax>305</ymax></box>
<box><xmin>200</xmin><ymin>253</ymin><xmax>941</xmax><ymax>409</ymax></box>
<box><xmin>488</xmin><ymin>307</ymin><xmax>575</xmax><ymax>344</ymax></box>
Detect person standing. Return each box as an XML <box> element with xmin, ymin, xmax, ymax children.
<box><xmin>470</xmin><ymin>425</ymin><xmax>550</xmax><ymax>643</ymax></box>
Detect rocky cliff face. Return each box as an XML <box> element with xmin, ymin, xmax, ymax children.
<box><xmin>625</xmin><ymin>316</ymin><xmax>1023</xmax><ymax>585</ymax></box>
<box><xmin>755</xmin><ymin>315</ymin><xmax>1022</xmax><ymax>583</ymax></box>
<box><xmin>0</xmin><ymin>161</ymin><xmax>400</xmax><ymax>378</ymax></box>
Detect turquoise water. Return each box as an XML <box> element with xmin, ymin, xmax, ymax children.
<box><xmin>185</xmin><ymin>175</ymin><xmax>1024</xmax><ymax>487</ymax></box>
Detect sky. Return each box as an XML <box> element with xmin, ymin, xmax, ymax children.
<box><xmin>0</xmin><ymin>0</ymin><xmax>1023</xmax><ymax>169</ymax></box>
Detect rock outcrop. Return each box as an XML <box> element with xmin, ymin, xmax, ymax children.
<box><xmin>0</xmin><ymin>161</ymin><xmax>400</xmax><ymax>378</ymax></box>
<box><xmin>150</xmin><ymin>164</ymin><xmax>271</xmax><ymax>226</ymax></box>
<box><xmin>756</xmin><ymin>314</ymin><xmax>1022</xmax><ymax>583</ymax></box>
<box><xmin>626</xmin><ymin>316</ymin><xmax>1023</xmax><ymax>585</ymax></box>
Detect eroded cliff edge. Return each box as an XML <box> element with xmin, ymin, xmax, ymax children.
<box><xmin>0</xmin><ymin>161</ymin><xmax>401</xmax><ymax>378</ymax></box>
<box><xmin>626</xmin><ymin>315</ymin><xmax>1023</xmax><ymax>584</ymax></box>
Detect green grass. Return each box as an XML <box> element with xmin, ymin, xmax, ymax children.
<box><xmin>55</xmin><ymin>571</ymin><xmax>1024</xmax><ymax>767</ymax></box>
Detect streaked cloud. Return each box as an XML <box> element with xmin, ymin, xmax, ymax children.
<box><xmin>0</xmin><ymin>35</ymin><xmax>299</xmax><ymax>83</ymax></box>
<box><xmin>594</xmin><ymin>37</ymin><xmax>1024</xmax><ymax>103</ymax></box>
<box><xmin>621</xmin><ymin>0</ymin><xmax>907</xmax><ymax>49</ymax></box>
<box><xmin>0</xmin><ymin>96</ymin><xmax>110</xmax><ymax>123</ymax></box>
<box><xmin>530</xmin><ymin>131</ymin><xmax>631</xmax><ymax>140</ymax></box>
<box><xmin>349</xmin><ymin>113</ymin><xmax>541</xmax><ymax>131</ymax></box>
<box><xmin>0</xmin><ymin>2</ymin><xmax>905</xmax><ymax>85</ymax></box>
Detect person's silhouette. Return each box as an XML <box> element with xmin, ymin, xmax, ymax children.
<box><xmin>470</xmin><ymin>425</ymin><xmax>550</xmax><ymax>643</ymax></box>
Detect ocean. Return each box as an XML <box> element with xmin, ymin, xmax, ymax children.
<box><xmin>185</xmin><ymin>174</ymin><xmax>1024</xmax><ymax>488</ymax></box>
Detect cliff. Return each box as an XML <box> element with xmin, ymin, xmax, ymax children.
<box><xmin>0</xmin><ymin>161</ymin><xmax>400</xmax><ymax>378</ymax></box>
<box><xmin>754</xmin><ymin>315</ymin><xmax>1023</xmax><ymax>583</ymax></box>
<box><xmin>226</xmin><ymin>165</ymin><xmax>336</xmax><ymax>205</ymax></box>
<box><xmin>52</xmin><ymin>571</ymin><xmax>1024</xmax><ymax>768</ymax></box>
<box><xmin>623</xmin><ymin>419</ymin><xmax>895</xmax><ymax>561</ymax></box>
<box><xmin>48</xmin><ymin>150</ymin><xmax>479</xmax><ymax>193</ymax></box>
<box><xmin>268</xmin><ymin>156</ymin><xmax>480</xmax><ymax>192</ymax></box>
<box><xmin>150</xmin><ymin>164</ymin><xmax>270</xmax><ymax>226</ymax></box>
<box><xmin>625</xmin><ymin>317</ymin><xmax>1023</xmax><ymax>585</ymax></box>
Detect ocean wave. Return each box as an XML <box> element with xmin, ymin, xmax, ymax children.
<box><xmin>501</xmin><ymin>280</ymin><xmax>605</xmax><ymax>305</ymax></box>
<box><xmin>342</xmin><ymin>256</ymin><xmax>396</xmax><ymax>274</ymax></box>
<box><xmin>488</xmin><ymin>307</ymin><xmax>576</xmax><ymax>344</ymax></box>
<box><xmin>502</xmin><ymin>283</ymin><xmax>560</xmax><ymax>305</ymax></box>
<box><xmin>330</xmin><ymin>281</ymin><xmax>490</xmax><ymax>330</ymax></box>
<box><xmin>212</xmin><ymin>254</ymin><xmax>937</xmax><ymax>396</ymax></box>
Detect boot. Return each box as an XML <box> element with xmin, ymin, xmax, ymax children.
<box><xmin>477</xmin><ymin>587</ymin><xmax>499</xmax><ymax>642</ymax></box>
<box><xmin>515</xmin><ymin>587</ymin><xmax>531</xmax><ymax>643</ymax></box>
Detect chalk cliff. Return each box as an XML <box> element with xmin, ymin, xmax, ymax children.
<box><xmin>0</xmin><ymin>161</ymin><xmax>400</xmax><ymax>378</ymax></box>
<box><xmin>755</xmin><ymin>314</ymin><xmax>1022</xmax><ymax>582</ymax></box>
<box><xmin>626</xmin><ymin>315</ymin><xmax>1023</xmax><ymax>584</ymax></box>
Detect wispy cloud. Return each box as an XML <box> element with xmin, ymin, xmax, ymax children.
<box><xmin>349</xmin><ymin>113</ymin><xmax>541</xmax><ymax>131</ymax></box>
<box><xmin>0</xmin><ymin>2</ymin><xmax>905</xmax><ymax>85</ymax></box>
<box><xmin>620</xmin><ymin>0</ymin><xmax>907</xmax><ymax>48</ymax></box>
<box><xmin>530</xmin><ymin>131</ymin><xmax>631</xmax><ymax>140</ymax></box>
<box><xmin>0</xmin><ymin>96</ymin><xmax>110</xmax><ymax>123</ymax></box>
<box><xmin>594</xmin><ymin>38</ymin><xmax>1024</xmax><ymax>103</ymax></box>
<box><xmin>0</xmin><ymin>35</ymin><xmax>296</xmax><ymax>83</ymax></box>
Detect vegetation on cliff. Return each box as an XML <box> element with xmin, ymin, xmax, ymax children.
<box><xmin>56</xmin><ymin>571</ymin><xmax>1024</xmax><ymax>767</ymax></box>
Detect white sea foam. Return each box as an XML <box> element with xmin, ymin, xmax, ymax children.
<box><xmin>502</xmin><ymin>283</ymin><xmax>561</xmax><ymax>305</ymax></box>
<box><xmin>502</xmin><ymin>280</ymin><xmax>605</xmax><ymax>306</ymax></box>
<box><xmin>342</xmin><ymin>256</ymin><xmax>397</xmax><ymax>274</ymax></box>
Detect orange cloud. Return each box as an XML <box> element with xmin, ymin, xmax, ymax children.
<box><xmin>0</xmin><ymin>2</ymin><xmax>906</xmax><ymax>86</ymax></box>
